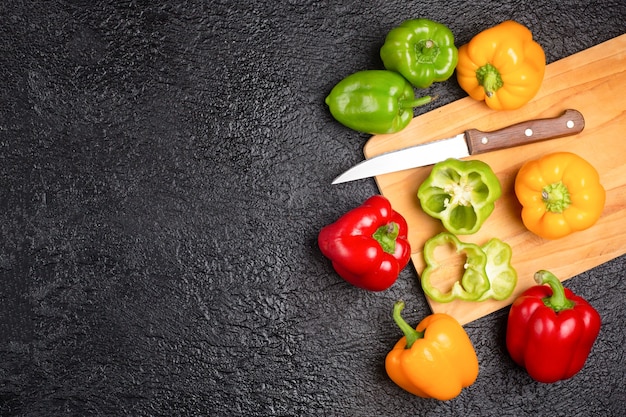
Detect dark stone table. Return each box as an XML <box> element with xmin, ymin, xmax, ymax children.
<box><xmin>1</xmin><ymin>1</ymin><xmax>624</xmax><ymax>415</ymax></box>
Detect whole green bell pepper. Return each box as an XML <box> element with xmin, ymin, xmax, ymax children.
<box><xmin>381</xmin><ymin>19</ymin><xmax>458</xmax><ymax>89</ymax></box>
<box><xmin>325</xmin><ymin>70</ymin><xmax>433</xmax><ymax>134</ymax></box>
<box><xmin>417</xmin><ymin>158</ymin><xmax>502</xmax><ymax>235</ymax></box>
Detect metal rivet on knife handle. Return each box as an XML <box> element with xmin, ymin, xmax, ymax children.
<box><xmin>465</xmin><ymin>109</ymin><xmax>585</xmax><ymax>155</ymax></box>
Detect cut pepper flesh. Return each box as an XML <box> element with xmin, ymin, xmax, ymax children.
<box><xmin>421</xmin><ymin>233</ymin><xmax>517</xmax><ymax>303</ymax></box>
<box><xmin>476</xmin><ymin>238</ymin><xmax>517</xmax><ymax>301</ymax></box>
<box><xmin>421</xmin><ymin>233</ymin><xmax>489</xmax><ymax>302</ymax></box>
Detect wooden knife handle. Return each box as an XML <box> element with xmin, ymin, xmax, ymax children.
<box><xmin>465</xmin><ymin>109</ymin><xmax>585</xmax><ymax>155</ymax></box>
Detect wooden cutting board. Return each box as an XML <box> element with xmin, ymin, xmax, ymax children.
<box><xmin>364</xmin><ymin>34</ymin><xmax>626</xmax><ymax>325</ymax></box>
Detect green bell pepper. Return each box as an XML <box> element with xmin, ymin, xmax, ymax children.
<box><xmin>476</xmin><ymin>238</ymin><xmax>517</xmax><ymax>301</ymax></box>
<box><xmin>421</xmin><ymin>232</ymin><xmax>490</xmax><ymax>302</ymax></box>
<box><xmin>380</xmin><ymin>19</ymin><xmax>458</xmax><ymax>89</ymax></box>
<box><xmin>325</xmin><ymin>70</ymin><xmax>433</xmax><ymax>134</ymax></box>
<box><xmin>421</xmin><ymin>233</ymin><xmax>517</xmax><ymax>303</ymax></box>
<box><xmin>417</xmin><ymin>158</ymin><xmax>502</xmax><ymax>235</ymax></box>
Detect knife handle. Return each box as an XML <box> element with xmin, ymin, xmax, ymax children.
<box><xmin>465</xmin><ymin>109</ymin><xmax>585</xmax><ymax>155</ymax></box>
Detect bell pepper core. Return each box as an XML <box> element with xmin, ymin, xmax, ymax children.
<box><xmin>318</xmin><ymin>195</ymin><xmax>411</xmax><ymax>291</ymax></box>
<box><xmin>380</xmin><ymin>18</ymin><xmax>459</xmax><ymax>89</ymax></box>
<box><xmin>418</xmin><ymin>158</ymin><xmax>502</xmax><ymax>235</ymax></box>
<box><xmin>506</xmin><ymin>270</ymin><xmax>601</xmax><ymax>383</ymax></box>
<box><xmin>385</xmin><ymin>301</ymin><xmax>479</xmax><ymax>400</ymax></box>
<box><xmin>325</xmin><ymin>70</ymin><xmax>433</xmax><ymax>134</ymax></box>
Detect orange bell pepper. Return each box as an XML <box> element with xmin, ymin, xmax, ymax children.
<box><xmin>514</xmin><ymin>152</ymin><xmax>606</xmax><ymax>239</ymax></box>
<box><xmin>456</xmin><ymin>20</ymin><xmax>546</xmax><ymax>110</ymax></box>
<box><xmin>385</xmin><ymin>301</ymin><xmax>479</xmax><ymax>400</ymax></box>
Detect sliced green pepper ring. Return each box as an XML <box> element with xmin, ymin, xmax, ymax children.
<box><xmin>476</xmin><ymin>238</ymin><xmax>517</xmax><ymax>301</ymax></box>
<box><xmin>421</xmin><ymin>232</ymin><xmax>490</xmax><ymax>303</ymax></box>
<box><xmin>417</xmin><ymin>158</ymin><xmax>502</xmax><ymax>235</ymax></box>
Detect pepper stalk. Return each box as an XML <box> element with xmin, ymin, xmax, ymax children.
<box><xmin>541</xmin><ymin>181</ymin><xmax>572</xmax><ymax>213</ymax></box>
<box><xmin>399</xmin><ymin>95</ymin><xmax>435</xmax><ymax>110</ymax></box>
<box><xmin>392</xmin><ymin>300</ymin><xmax>424</xmax><ymax>349</ymax></box>
<box><xmin>373</xmin><ymin>222</ymin><xmax>400</xmax><ymax>255</ymax></box>
<box><xmin>475</xmin><ymin>63</ymin><xmax>503</xmax><ymax>98</ymax></box>
<box><xmin>534</xmin><ymin>270</ymin><xmax>575</xmax><ymax>311</ymax></box>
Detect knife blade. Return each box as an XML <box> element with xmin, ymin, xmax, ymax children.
<box><xmin>332</xmin><ymin>109</ymin><xmax>585</xmax><ymax>184</ymax></box>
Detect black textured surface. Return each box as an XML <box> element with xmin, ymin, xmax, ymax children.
<box><xmin>1</xmin><ymin>1</ymin><xmax>625</xmax><ymax>416</ymax></box>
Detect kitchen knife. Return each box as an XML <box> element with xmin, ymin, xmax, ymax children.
<box><xmin>332</xmin><ymin>109</ymin><xmax>585</xmax><ymax>184</ymax></box>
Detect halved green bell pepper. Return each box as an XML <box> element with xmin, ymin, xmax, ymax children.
<box><xmin>417</xmin><ymin>158</ymin><xmax>502</xmax><ymax>235</ymax></box>
<box><xmin>380</xmin><ymin>19</ymin><xmax>458</xmax><ymax>89</ymax></box>
<box><xmin>325</xmin><ymin>70</ymin><xmax>432</xmax><ymax>134</ymax></box>
<box><xmin>421</xmin><ymin>233</ymin><xmax>517</xmax><ymax>303</ymax></box>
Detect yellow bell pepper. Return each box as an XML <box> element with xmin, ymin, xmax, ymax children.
<box><xmin>385</xmin><ymin>301</ymin><xmax>479</xmax><ymax>400</ymax></box>
<box><xmin>456</xmin><ymin>21</ymin><xmax>546</xmax><ymax>110</ymax></box>
<box><xmin>514</xmin><ymin>152</ymin><xmax>606</xmax><ymax>239</ymax></box>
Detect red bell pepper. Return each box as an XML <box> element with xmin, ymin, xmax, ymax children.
<box><xmin>506</xmin><ymin>270</ymin><xmax>601</xmax><ymax>383</ymax></box>
<box><xmin>318</xmin><ymin>195</ymin><xmax>411</xmax><ymax>291</ymax></box>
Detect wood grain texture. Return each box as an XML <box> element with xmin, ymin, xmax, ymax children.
<box><xmin>364</xmin><ymin>34</ymin><xmax>626</xmax><ymax>325</ymax></box>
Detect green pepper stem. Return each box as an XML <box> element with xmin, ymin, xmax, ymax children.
<box><xmin>392</xmin><ymin>301</ymin><xmax>424</xmax><ymax>349</ymax></box>
<box><xmin>373</xmin><ymin>222</ymin><xmax>399</xmax><ymax>254</ymax></box>
<box><xmin>416</xmin><ymin>39</ymin><xmax>438</xmax><ymax>62</ymax></box>
<box><xmin>542</xmin><ymin>181</ymin><xmax>572</xmax><ymax>213</ymax></box>
<box><xmin>534</xmin><ymin>270</ymin><xmax>575</xmax><ymax>312</ymax></box>
<box><xmin>476</xmin><ymin>63</ymin><xmax>503</xmax><ymax>98</ymax></box>
<box><xmin>400</xmin><ymin>95</ymin><xmax>435</xmax><ymax>109</ymax></box>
